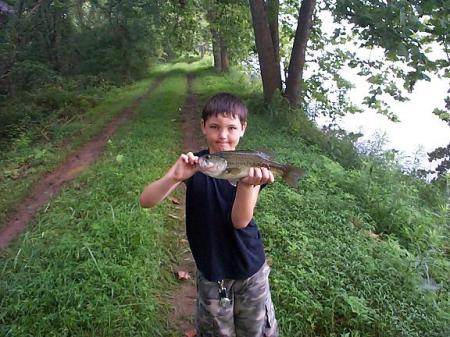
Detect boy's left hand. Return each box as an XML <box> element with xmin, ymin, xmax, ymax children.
<box><xmin>240</xmin><ymin>167</ymin><xmax>274</xmax><ymax>186</ymax></box>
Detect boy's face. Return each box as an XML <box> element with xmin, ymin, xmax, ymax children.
<box><xmin>201</xmin><ymin>114</ymin><xmax>246</xmax><ymax>153</ymax></box>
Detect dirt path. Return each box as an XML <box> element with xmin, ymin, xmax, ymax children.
<box><xmin>167</xmin><ymin>73</ymin><xmax>205</xmax><ymax>336</ymax></box>
<box><xmin>0</xmin><ymin>77</ymin><xmax>164</xmax><ymax>249</ymax></box>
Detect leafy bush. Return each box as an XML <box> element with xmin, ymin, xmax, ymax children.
<box><xmin>248</xmin><ymin>93</ymin><xmax>363</xmax><ymax>169</ymax></box>
<box><xmin>33</xmin><ymin>86</ymin><xmax>98</xmax><ymax>118</ymax></box>
<box><xmin>9</xmin><ymin>61</ymin><xmax>62</xmax><ymax>92</ymax></box>
<box><xmin>0</xmin><ymin>81</ymin><xmax>101</xmax><ymax>149</ymax></box>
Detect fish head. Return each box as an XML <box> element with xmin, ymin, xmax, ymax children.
<box><xmin>198</xmin><ymin>154</ymin><xmax>228</xmax><ymax>177</ymax></box>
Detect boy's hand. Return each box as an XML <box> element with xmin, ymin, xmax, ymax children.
<box><xmin>239</xmin><ymin>167</ymin><xmax>274</xmax><ymax>186</ymax></box>
<box><xmin>166</xmin><ymin>152</ymin><xmax>199</xmax><ymax>182</ymax></box>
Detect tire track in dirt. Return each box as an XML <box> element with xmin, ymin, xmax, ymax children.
<box><xmin>167</xmin><ymin>73</ymin><xmax>205</xmax><ymax>336</ymax></box>
<box><xmin>0</xmin><ymin>77</ymin><xmax>164</xmax><ymax>249</ymax></box>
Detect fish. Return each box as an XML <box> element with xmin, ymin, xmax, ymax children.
<box><xmin>197</xmin><ymin>150</ymin><xmax>306</xmax><ymax>188</ymax></box>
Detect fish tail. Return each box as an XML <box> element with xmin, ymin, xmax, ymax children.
<box><xmin>283</xmin><ymin>165</ymin><xmax>306</xmax><ymax>188</ymax></box>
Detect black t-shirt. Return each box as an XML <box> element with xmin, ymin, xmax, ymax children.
<box><xmin>185</xmin><ymin>149</ymin><xmax>266</xmax><ymax>282</ymax></box>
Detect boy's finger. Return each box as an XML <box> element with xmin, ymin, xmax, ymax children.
<box><xmin>261</xmin><ymin>167</ymin><xmax>270</xmax><ymax>180</ymax></box>
<box><xmin>250</xmin><ymin>168</ymin><xmax>262</xmax><ymax>185</ymax></box>
<box><xmin>180</xmin><ymin>154</ymin><xmax>189</xmax><ymax>163</ymax></box>
<box><xmin>254</xmin><ymin>167</ymin><xmax>262</xmax><ymax>180</ymax></box>
<box><xmin>186</xmin><ymin>152</ymin><xmax>198</xmax><ymax>165</ymax></box>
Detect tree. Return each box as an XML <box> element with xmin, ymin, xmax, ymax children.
<box><xmin>284</xmin><ymin>0</ymin><xmax>316</xmax><ymax>105</ymax></box>
<box><xmin>249</xmin><ymin>0</ymin><xmax>282</xmax><ymax>100</ymax></box>
<box><xmin>203</xmin><ymin>0</ymin><xmax>253</xmax><ymax>73</ymax></box>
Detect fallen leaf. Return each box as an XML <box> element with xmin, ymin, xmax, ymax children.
<box><xmin>184</xmin><ymin>329</ymin><xmax>197</xmax><ymax>337</ymax></box>
<box><xmin>168</xmin><ymin>196</ymin><xmax>181</xmax><ymax>205</ymax></box>
<box><xmin>176</xmin><ymin>270</ymin><xmax>191</xmax><ymax>280</ymax></box>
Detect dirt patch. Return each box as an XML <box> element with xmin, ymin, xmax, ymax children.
<box><xmin>167</xmin><ymin>73</ymin><xmax>205</xmax><ymax>336</ymax></box>
<box><xmin>0</xmin><ymin>78</ymin><xmax>164</xmax><ymax>249</ymax></box>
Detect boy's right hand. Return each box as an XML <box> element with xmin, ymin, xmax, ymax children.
<box><xmin>166</xmin><ymin>152</ymin><xmax>199</xmax><ymax>182</ymax></box>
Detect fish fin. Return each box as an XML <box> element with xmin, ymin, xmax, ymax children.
<box><xmin>283</xmin><ymin>165</ymin><xmax>306</xmax><ymax>188</ymax></box>
<box><xmin>255</xmin><ymin>148</ymin><xmax>275</xmax><ymax>160</ymax></box>
<box><xmin>228</xmin><ymin>179</ymin><xmax>238</xmax><ymax>187</ymax></box>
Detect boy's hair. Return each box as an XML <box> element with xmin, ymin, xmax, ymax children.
<box><xmin>202</xmin><ymin>93</ymin><xmax>248</xmax><ymax>124</ymax></box>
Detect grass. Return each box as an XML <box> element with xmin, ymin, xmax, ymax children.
<box><xmin>0</xmin><ymin>77</ymin><xmax>157</xmax><ymax>229</ymax></box>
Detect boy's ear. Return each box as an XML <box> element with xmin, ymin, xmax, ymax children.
<box><xmin>240</xmin><ymin>122</ymin><xmax>247</xmax><ymax>136</ymax></box>
<box><xmin>200</xmin><ymin>119</ymin><xmax>206</xmax><ymax>135</ymax></box>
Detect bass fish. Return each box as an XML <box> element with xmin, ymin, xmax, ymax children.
<box><xmin>198</xmin><ymin>150</ymin><xmax>305</xmax><ymax>188</ymax></box>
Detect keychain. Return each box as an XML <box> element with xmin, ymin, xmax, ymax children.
<box><xmin>218</xmin><ymin>280</ymin><xmax>231</xmax><ymax>308</ymax></box>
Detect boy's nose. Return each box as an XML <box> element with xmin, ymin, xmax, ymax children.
<box><xmin>218</xmin><ymin>129</ymin><xmax>227</xmax><ymax>139</ymax></box>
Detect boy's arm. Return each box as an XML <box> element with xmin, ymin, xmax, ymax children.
<box><xmin>140</xmin><ymin>152</ymin><xmax>198</xmax><ymax>208</ymax></box>
<box><xmin>231</xmin><ymin>167</ymin><xmax>274</xmax><ymax>229</ymax></box>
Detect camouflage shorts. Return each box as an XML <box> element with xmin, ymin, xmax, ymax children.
<box><xmin>195</xmin><ymin>262</ymin><xmax>278</xmax><ymax>337</ymax></box>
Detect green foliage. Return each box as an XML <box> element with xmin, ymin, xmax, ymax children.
<box><xmin>249</xmin><ymin>93</ymin><xmax>363</xmax><ymax>170</ymax></box>
<box><xmin>9</xmin><ymin>61</ymin><xmax>62</xmax><ymax>92</ymax></box>
<box><xmin>204</xmin><ymin>0</ymin><xmax>255</xmax><ymax>64</ymax></box>
<box><xmin>0</xmin><ymin>84</ymin><xmax>99</xmax><ymax>148</ymax></box>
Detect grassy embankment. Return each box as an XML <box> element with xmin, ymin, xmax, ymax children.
<box><xmin>1</xmin><ymin>60</ymin><xmax>449</xmax><ymax>337</ymax></box>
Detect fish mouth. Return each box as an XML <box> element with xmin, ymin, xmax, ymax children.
<box><xmin>198</xmin><ymin>158</ymin><xmax>214</xmax><ymax>170</ymax></box>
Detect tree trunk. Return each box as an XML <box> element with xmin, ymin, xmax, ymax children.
<box><xmin>285</xmin><ymin>0</ymin><xmax>316</xmax><ymax>106</ymax></box>
<box><xmin>211</xmin><ymin>27</ymin><xmax>222</xmax><ymax>72</ymax></box>
<box><xmin>219</xmin><ymin>35</ymin><xmax>229</xmax><ymax>72</ymax></box>
<box><xmin>267</xmin><ymin>0</ymin><xmax>280</xmax><ymax>72</ymax></box>
<box><xmin>249</xmin><ymin>0</ymin><xmax>282</xmax><ymax>101</ymax></box>
<box><xmin>206</xmin><ymin>3</ymin><xmax>222</xmax><ymax>72</ymax></box>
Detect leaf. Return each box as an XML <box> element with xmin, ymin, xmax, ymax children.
<box><xmin>115</xmin><ymin>154</ymin><xmax>124</xmax><ymax>163</ymax></box>
<box><xmin>346</xmin><ymin>295</ymin><xmax>370</xmax><ymax>316</ymax></box>
<box><xmin>176</xmin><ymin>270</ymin><xmax>191</xmax><ymax>280</ymax></box>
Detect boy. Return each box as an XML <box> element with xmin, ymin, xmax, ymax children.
<box><xmin>140</xmin><ymin>93</ymin><xmax>278</xmax><ymax>337</ymax></box>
